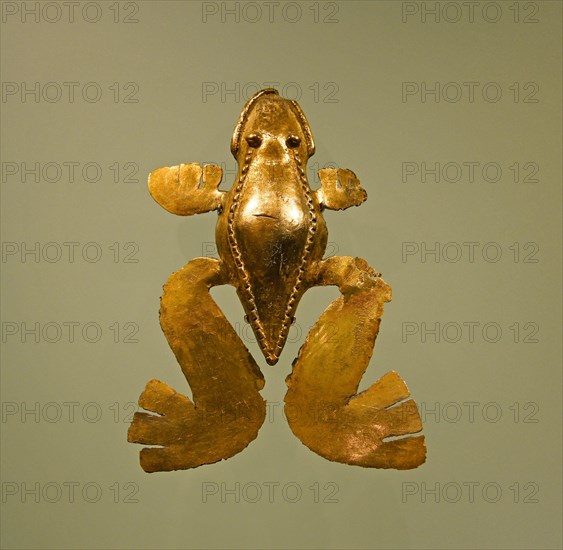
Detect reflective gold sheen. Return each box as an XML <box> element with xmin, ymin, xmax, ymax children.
<box><xmin>127</xmin><ymin>89</ymin><xmax>426</xmax><ymax>472</ymax></box>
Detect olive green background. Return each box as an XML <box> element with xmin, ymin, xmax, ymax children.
<box><xmin>1</xmin><ymin>1</ymin><xmax>561</xmax><ymax>549</ymax></box>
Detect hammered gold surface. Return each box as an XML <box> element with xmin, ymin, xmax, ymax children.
<box><xmin>128</xmin><ymin>89</ymin><xmax>425</xmax><ymax>472</ymax></box>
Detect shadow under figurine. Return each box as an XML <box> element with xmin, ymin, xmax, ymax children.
<box><xmin>127</xmin><ymin>89</ymin><xmax>426</xmax><ymax>472</ymax></box>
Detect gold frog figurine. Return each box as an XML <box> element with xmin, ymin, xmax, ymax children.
<box><xmin>128</xmin><ymin>89</ymin><xmax>426</xmax><ymax>472</ymax></box>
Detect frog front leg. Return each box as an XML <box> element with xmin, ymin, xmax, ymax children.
<box><xmin>127</xmin><ymin>257</ymin><xmax>266</xmax><ymax>472</ymax></box>
<box><xmin>315</xmin><ymin>168</ymin><xmax>367</xmax><ymax>211</ymax></box>
<box><xmin>149</xmin><ymin>162</ymin><xmax>225</xmax><ymax>215</ymax></box>
<box><xmin>284</xmin><ymin>256</ymin><xmax>426</xmax><ymax>469</ymax></box>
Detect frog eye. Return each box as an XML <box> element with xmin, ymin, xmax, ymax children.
<box><xmin>245</xmin><ymin>134</ymin><xmax>262</xmax><ymax>148</ymax></box>
<box><xmin>286</xmin><ymin>135</ymin><xmax>301</xmax><ymax>148</ymax></box>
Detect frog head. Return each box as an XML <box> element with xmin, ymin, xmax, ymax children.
<box><xmin>230</xmin><ymin>88</ymin><xmax>315</xmax><ymax>170</ymax></box>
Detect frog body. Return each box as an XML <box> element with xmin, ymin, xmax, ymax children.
<box><xmin>216</xmin><ymin>89</ymin><xmax>327</xmax><ymax>364</ymax></box>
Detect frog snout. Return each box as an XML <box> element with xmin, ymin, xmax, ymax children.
<box><xmin>258</xmin><ymin>136</ymin><xmax>292</xmax><ymax>162</ymax></box>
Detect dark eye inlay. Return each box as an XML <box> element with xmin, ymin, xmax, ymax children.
<box><xmin>246</xmin><ymin>134</ymin><xmax>262</xmax><ymax>148</ymax></box>
<box><xmin>286</xmin><ymin>135</ymin><xmax>301</xmax><ymax>148</ymax></box>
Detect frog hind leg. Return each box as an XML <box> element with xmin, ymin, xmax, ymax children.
<box><xmin>127</xmin><ymin>257</ymin><xmax>266</xmax><ymax>472</ymax></box>
<box><xmin>284</xmin><ymin>256</ymin><xmax>426</xmax><ymax>469</ymax></box>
